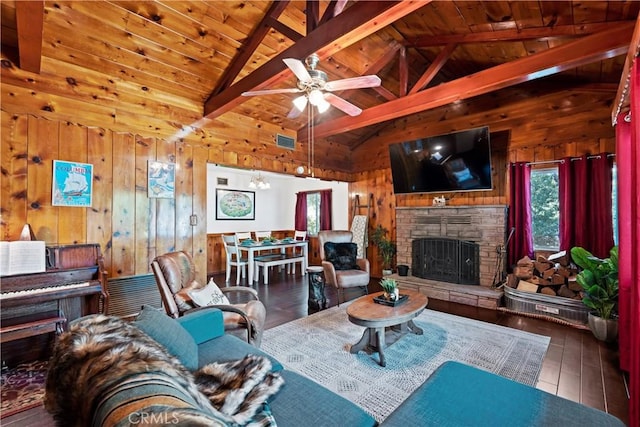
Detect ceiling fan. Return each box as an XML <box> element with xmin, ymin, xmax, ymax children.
<box><xmin>241</xmin><ymin>54</ymin><xmax>381</xmax><ymax>118</ymax></box>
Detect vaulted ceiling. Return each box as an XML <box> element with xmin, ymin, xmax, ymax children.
<box><xmin>1</xmin><ymin>1</ymin><xmax>638</xmax><ymax>148</ymax></box>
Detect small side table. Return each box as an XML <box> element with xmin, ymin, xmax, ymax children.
<box><xmin>307</xmin><ymin>266</ymin><xmax>327</xmax><ymax>311</ymax></box>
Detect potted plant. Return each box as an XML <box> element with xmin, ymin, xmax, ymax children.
<box><xmin>570</xmin><ymin>246</ymin><xmax>619</xmax><ymax>342</ymax></box>
<box><xmin>370</xmin><ymin>225</ymin><xmax>397</xmax><ymax>275</ymax></box>
<box><xmin>379</xmin><ymin>277</ymin><xmax>399</xmax><ymax>301</ymax></box>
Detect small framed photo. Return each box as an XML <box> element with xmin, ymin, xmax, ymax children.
<box><xmin>52</xmin><ymin>160</ymin><xmax>93</xmax><ymax>207</ymax></box>
<box><xmin>216</xmin><ymin>189</ymin><xmax>255</xmax><ymax>220</ymax></box>
<box><xmin>148</xmin><ymin>161</ymin><xmax>175</xmax><ymax>198</ymax></box>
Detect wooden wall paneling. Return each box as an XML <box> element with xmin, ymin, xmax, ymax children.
<box><xmin>155</xmin><ymin>139</ymin><xmax>176</xmax><ymax>256</ymax></box>
<box><xmin>175</xmin><ymin>142</ymin><xmax>194</xmax><ymax>256</ymax></box>
<box><xmin>134</xmin><ymin>135</ymin><xmax>156</xmax><ymax>275</ymax></box>
<box><xmin>192</xmin><ymin>146</ymin><xmax>209</xmax><ymax>284</ymax></box>
<box><xmin>57</xmin><ymin>122</ymin><xmax>88</xmax><ymax>244</ymax></box>
<box><xmin>87</xmin><ymin>127</ymin><xmax>113</xmax><ymax>275</ymax></box>
<box><xmin>111</xmin><ymin>133</ymin><xmax>136</xmax><ymax>276</ymax></box>
<box><xmin>1</xmin><ymin>112</ymin><xmax>28</xmax><ymax>240</ymax></box>
<box><xmin>27</xmin><ymin>117</ymin><xmax>59</xmax><ymax>243</ymax></box>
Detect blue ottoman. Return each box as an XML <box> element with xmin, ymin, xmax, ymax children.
<box><xmin>383</xmin><ymin>361</ymin><xmax>625</xmax><ymax>426</ymax></box>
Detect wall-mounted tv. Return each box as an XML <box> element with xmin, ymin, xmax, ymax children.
<box><xmin>388</xmin><ymin>126</ymin><xmax>492</xmax><ymax>194</ymax></box>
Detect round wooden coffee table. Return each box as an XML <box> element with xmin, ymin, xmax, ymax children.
<box><xmin>347</xmin><ymin>289</ymin><xmax>428</xmax><ymax>367</ymax></box>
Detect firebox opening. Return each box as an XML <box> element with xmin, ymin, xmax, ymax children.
<box><xmin>412</xmin><ymin>237</ymin><xmax>480</xmax><ymax>285</ymax></box>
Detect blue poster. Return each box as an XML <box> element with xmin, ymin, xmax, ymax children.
<box><xmin>52</xmin><ymin>160</ymin><xmax>93</xmax><ymax>207</ymax></box>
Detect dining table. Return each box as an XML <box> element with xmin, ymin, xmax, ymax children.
<box><xmin>235</xmin><ymin>239</ymin><xmax>309</xmax><ymax>284</ymax></box>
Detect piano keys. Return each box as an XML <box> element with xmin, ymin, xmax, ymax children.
<box><xmin>0</xmin><ymin>243</ymin><xmax>108</xmax><ymax>366</ymax></box>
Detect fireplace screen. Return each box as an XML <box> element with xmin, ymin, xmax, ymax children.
<box><xmin>412</xmin><ymin>238</ymin><xmax>479</xmax><ymax>285</ymax></box>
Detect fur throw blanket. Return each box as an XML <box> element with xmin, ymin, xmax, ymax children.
<box><xmin>44</xmin><ymin>315</ymin><xmax>284</xmax><ymax>427</ymax></box>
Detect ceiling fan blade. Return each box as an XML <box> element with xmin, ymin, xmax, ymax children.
<box><xmin>242</xmin><ymin>88</ymin><xmax>302</xmax><ymax>96</ymax></box>
<box><xmin>324</xmin><ymin>93</ymin><xmax>362</xmax><ymax>116</ymax></box>
<box><xmin>324</xmin><ymin>75</ymin><xmax>381</xmax><ymax>91</ymax></box>
<box><xmin>283</xmin><ymin>58</ymin><xmax>312</xmax><ymax>82</ymax></box>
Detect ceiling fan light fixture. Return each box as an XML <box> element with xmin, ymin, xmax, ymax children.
<box><xmin>292</xmin><ymin>95</ymin><xmax>308</xmax><ymax>111</ymax></box>
<box><xmin>316</xmin><ymin>98</ymin><xmax>330</xmax><ymax>113</ymax></box>
<box><xmin>308</xmin><ymin>89</ymin><xmax>324</xmax><ymax>106</ymax></box>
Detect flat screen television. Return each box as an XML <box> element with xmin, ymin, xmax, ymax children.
<box><xmin>388</xmin><ymin>126</ymin><xmax>492</xmax><ymax>194</ymax></box>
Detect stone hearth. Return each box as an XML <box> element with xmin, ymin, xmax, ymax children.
<box><xmin>394</xmin><ymin>205</ymin><xmax>507</xmax><ymax>308</ymax></box>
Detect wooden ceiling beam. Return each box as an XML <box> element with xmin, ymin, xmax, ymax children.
<box><xmin>306</xmin><ymin>0</ymin><xmax>320</xmax><ymax>34</ymax></box>
<box><xmin>306</xmin><ymin>23</ymin><xmax>635</xmax><ymax>141</ymax></box>
<box><xmin>203</xmin><ymin>1</ymin><xmax>429</xmax><ymax>119</ymax></box>
<box><xmin>399</xmin><ymin>46</ymin><xmax>408</xmax><ymax>97</ymax></box>
<box><xmin>15</xmin><ymin>0</ymin><xmax>44</xmax><ymax>73</ymax></box>
<box><xmin>318</xmin><ymin>0</ymin><xmax>348</xmax><ymax>26</ymax></box>
<box><xmin>406</xmin><ymin>21</ymin><xmax>633</xmax><ymax>47</ymax></box>
<box><xmin>612</xmin><ymin>13</ymin><xmax>640</xmax><ymax>125</ymax></box>
<box><xmin>408</xmin><ymin>43</ymin><xmax>457</xmax><ymax>95</ymax></box>
<box><xmin>212</xmin><ymin>1</ymin><xmax>290</xmax><ymax>95</ymax></box>
<box><xmin>267</xmin><ymin>18</ymin><xmax>303</xmax><ymax>42</ymax></box>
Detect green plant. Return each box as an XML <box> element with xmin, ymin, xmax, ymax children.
<box><xmin>570</xmin><ymin>246</ymin><xmax>619</xmax><ymax>319</ymax></box>
<box><xmin>379</xmin><ymin>277</ymin><xmax>397</xmax><ymax>293</ymax></box>
<box><xmin>370</xmin><ymin>225</ymin><xmax>397</xmax><ymax>270</ymax></box>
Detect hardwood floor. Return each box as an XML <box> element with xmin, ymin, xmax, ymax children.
<box><xmin>2</xmin><ymin>271</ymin><xmax>629</xmax><ymax>426</ymax></box>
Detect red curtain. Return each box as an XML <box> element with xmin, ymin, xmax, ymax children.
<box><xmin>294</xmin><ymin>192</ymin><xmax>307</xmax><ymax>232</ymax></box>
<box><xmin>616</xmin><ymin>60</ymin><xmax>640</xmax><ymax>427</ymax></box>
<box><xmin>319</xmin><ymin>189</ymin><xmax>332</xmax><ymax>231</ymax></box>
<box><xmin>558</xmin><ymin>154</ymin><xmax>614</xmax><ymax>258</ymax></box>
<box><xmin>507</xmin><ymin>162</ymin><xmax>534</xmax><ymax>268</ymax></box>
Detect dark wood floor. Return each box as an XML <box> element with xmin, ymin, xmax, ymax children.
<box><xmin>3</xmin><ymin>270</ymin><xmax>630</xmax><ymax>426</ymax></box>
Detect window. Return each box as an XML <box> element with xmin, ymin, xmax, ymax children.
<box><xmin>529</xmin><ymin>163</ymin><xmax>618</xmax><ymax>251</ymax></box>
<box><xmin>530</xmin><ymin>168</ymin><xmax>560</xmax><ymax>251</ymax></box>
<box><xmin>306</xmin><ymin>192</ymin><xmax>321</xmax><ymax>236</ymax></box>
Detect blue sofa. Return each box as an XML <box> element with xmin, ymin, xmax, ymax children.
<box><xmin>131</xmin><ymin>306</ymin><xmax>624</xmax><ymax>427</ymax></box>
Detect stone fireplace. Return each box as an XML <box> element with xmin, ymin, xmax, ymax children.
<box><xmin>394</xmin><ymin>205</ymin><xmax>507</xmax><ymax>308</ymax></box>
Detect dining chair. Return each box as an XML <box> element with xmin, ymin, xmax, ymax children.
<box><xmin>221</xmin><ymin>234</ymin><xmax>248</xmax><ymax>285</ymax></box>
<box><xmin>236</xmin><ymin>231</ymin><xmax>253</xmax><ymax>243</ymax></box>
<box><xmin>288</xmin><ymin>230</ymin><xmax>307</xmax><ymax>275</ymax></box>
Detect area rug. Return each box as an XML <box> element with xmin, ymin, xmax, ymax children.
<box><xmin>0</xmin><ymin>360</ymin><xmax>47</xmax><ymax>419</ymax></box>
<box><xmin>262</xmin><ymin>303</ymin><xmax>550</xmax><ymax>423</ymax></box>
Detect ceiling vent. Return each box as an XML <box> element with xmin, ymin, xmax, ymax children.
<box><xmin>276</xmin><ymin>134</ymin><xmax>295</xmax><ymax>149</ymax></box>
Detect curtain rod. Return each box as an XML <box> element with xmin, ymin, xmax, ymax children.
<box><xmin>525</xmin><ymin>153</ymin><xmax>616</xmax><ymax>166</ymax></box>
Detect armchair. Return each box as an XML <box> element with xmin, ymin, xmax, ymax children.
<box><xmin>151</xmin><ymin>251</ymin><xmax>266</xmax><ymax>347</ymax></box>
<box><xmin>318</xmin><ymin>230</ymin><xmax>370</xmax><ymax>305</ymax></box>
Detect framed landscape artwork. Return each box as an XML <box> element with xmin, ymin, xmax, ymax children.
<box><xmin>216</xmin><ymin>189</ymin><xmax>255</xmax><ymax>220</ymax></box>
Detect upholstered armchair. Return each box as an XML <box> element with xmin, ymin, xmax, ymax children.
<box><xmin>151</xmin><ymin>251</ymin><xmax>266</xmax><ymax>347</ymax></box>
<box><xmin>318</xmin><ymin>230</ymin><xmax>370</xmax><ymax>305</ymax></box>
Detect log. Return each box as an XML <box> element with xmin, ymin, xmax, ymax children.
<box><xmin>514</xmin><ymin>265</ymin><xmax>534</xmax><ymax>279</ymax></box>
<box><xmin>516</xmin><ymin>280</ymin><xmax>539</xmax><ymax>293</ymax></box>
<box><xmin>517</xmin><ymin>256</ymin><xmax>533</xmax><ymax>266</ymax></box>
<box><xmin>557</xmin><ymin>285</ymin><xmax>576</xmax><ymax>298</ymax></box>
<box><xmin>542</xmin><ymin>268</ymin><xmax>556</xmax><ymax>279</ymax></box>
<box><xmin>506</xmin><ymin>273</ymin><xmax>519</xmax><ymax>289</ymax></box>
<box><xmin>567</xmin><ymin>277</ymin><xmax>582</xmax><ymax>292</ymax></box>
<box><xmin>540</xmin><ymin>287</ymin><xmax>557</xmax><ymax>296</ymax></box>
<box><xmin>548</xmin><ymin>250</ymin><xmax>570</xmax><ymax>266</ymax></box>
<box><xmin>551</xmin><ymin>273</ymin><xmax>566</xmax><ymax>285</ymax></box>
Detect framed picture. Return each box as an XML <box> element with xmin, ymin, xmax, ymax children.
<box><xmin>52</xmin><ymin>160</ymin><xmax>93</xmax><ymax>207</ymax></box>
<box><xmin>216</xmin><ymin>189</ymin><xmax>255</xmax><ymax>220</ymax></box>
<box><xmin>148</xmin><ymin>161</ymin><xmax>175</xmax><ymax>198</ymax></box>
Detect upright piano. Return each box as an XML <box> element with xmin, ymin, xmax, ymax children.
<box><xmin>0</xmin><ymin>243</ymin><xmax>108</xmax><ymax>367</ymax></box>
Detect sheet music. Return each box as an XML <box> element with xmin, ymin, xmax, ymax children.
<box><xmin>0</xmin><ymin>241</ymin><xmax>46</xmax><ymax>276</ymax></box>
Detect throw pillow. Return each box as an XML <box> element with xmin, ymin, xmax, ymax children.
<box><xmin>134</xmin><ymin>305</ymin><xmax>198</xmax><ymax>370</ymax></box>
<box><xmin>324</xmin><ymin>242</ymin><xmax>360</xmax><ymax>270</ymax></box>
<box><xmin>188</xmin><ymin>279</ymin><xmax>230</xmax><ymax>306</ymax></box>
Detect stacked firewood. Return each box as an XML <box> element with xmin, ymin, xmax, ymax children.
<box><xmin>505</xmin><ymin>251</ymin><xmax>583</xmax><ymax>300</ymax></box>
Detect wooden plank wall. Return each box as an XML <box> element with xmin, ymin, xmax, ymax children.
<box><xmin>1</xmin><ymin>112</ymin><xmax>210</xmax><ymax>283</ymax></box>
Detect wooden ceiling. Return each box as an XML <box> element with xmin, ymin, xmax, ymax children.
<box><xmin>1</xmin><ymin>1</ymin><xmax>638</xmax><ymax>148</ymax></box>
